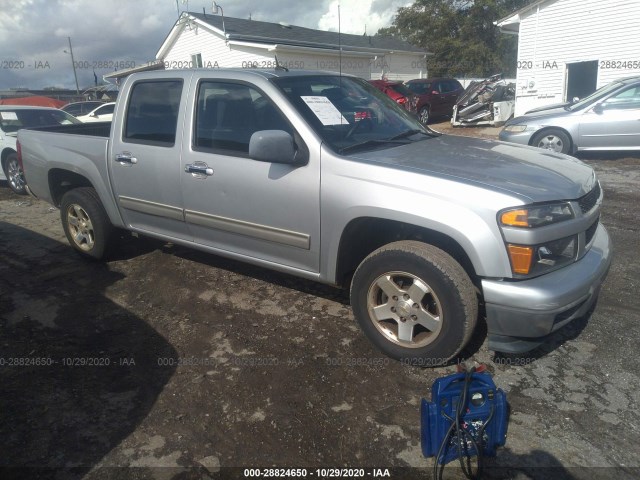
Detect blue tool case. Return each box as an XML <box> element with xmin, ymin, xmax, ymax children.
<box><xmin>421</xmin><ymin>370</ymin><xmax>508</xmax><ymax>465</ymax></box>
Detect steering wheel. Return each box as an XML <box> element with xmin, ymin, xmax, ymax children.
<box><xmin>344</xmin><ymin>109</ymin><xmax>375</xmax><ymax>139</ymax></box>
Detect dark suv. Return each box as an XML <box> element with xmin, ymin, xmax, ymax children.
<box><xmin>405</xmin><ymin>78</ymin><xmax>464</xmax><ymax>124</ymax></box>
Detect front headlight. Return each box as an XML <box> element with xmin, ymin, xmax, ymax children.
<box><xmin>499</xmin><ymin>202</ymin><xmax>577</xmax><ymax>276</ymax></box>
<box><xmin>500</xmin><ymin>202</ymin><xmax>574</xmax><ymax>228</ymax></box>
<box><xmin>503</xmin><ymin>124</ymin><xmax>527</xmax><ymax>133</ymax></box>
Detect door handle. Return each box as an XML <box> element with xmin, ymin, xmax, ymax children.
<box><xmin>115</xmin><ymin>152</ymin><xmax>138</xmax><ymax>165</ymax></box>
<box><xmin>185</xmin><ymin>163</ymin><xmax>214</xmax><ymax>177</ymax></box>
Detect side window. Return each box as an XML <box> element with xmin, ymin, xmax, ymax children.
<box><xmin>124</xmin><ymin>80</ymin><xmax>182</xmax><ymax>146</ymax></box>
<box><xmin>605</xmin><ymin>86</ymin><xmax>640</xmax><ymax>110</ymax></box>
<box><xmin>194</xmin><ymin>81</ymin><xmax>292</xmax><ymax>155</ymax></box>
<box><xmin>96</xmin><ymin>104</ymin><xmax>114</xmax><ymax>116</ymax></box>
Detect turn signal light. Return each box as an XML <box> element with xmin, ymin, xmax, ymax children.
<box><xmin>507</xmin><ymin>245</ymin><xmax>534</xmax><ymax>275</ymax></box>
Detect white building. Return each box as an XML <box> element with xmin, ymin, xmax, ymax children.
<box><xmin>496</xmin><ymin>0</ymin><xmax>640</xmax><ymax>116</ymax></box>
<box><xmin>156</xmin><ymin>12</ymin><xmax>428</xmax><ymax>81</ymax></box>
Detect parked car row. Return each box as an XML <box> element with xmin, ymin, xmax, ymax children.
<box><xmin>1</xmin><ymin>100</ymin><xmax>116</xmax><ymax>194</ymax></box>
<box><xmin>3</xmin><ymin>75</ymin><xmax>638</xmax><ymax>198</ymax></box>
<box><xmin>369</xmin><ymin>77</ymin><xmax>464</xmax><ymax>124</ymax></box>
<box><xmin>0</xmin><ymin>106</ymin><xmax>81</xmax><ymax>194</ymax></box>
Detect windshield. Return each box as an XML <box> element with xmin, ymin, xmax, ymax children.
<box><xmin>0</xmin><ymin>109</ymin><xmax>81</xmax><ymax>133</ymax></box>
<box><xmin>272</xmin><ymin>75</ymin><xmax>433</xmax><ymax>154</ymax></box>
<box><xmin>567</xmin><ymin>82</ymin><xmax>623</xmax><ymax>111</ymax></box>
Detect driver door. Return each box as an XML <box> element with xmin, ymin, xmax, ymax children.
<box><xmin>180</xmin><ymin>79</ymin><xmax>321</xmax><ymax>273</ymax></box>
<box><xmin>579</xmin><ymin>85</ymin><xmax>640</xmax><ymax>149</ymax></box>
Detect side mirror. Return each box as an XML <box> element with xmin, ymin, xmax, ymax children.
<box><xmin>249</xmin><ymin>130</ymin><xmax>297</xmax><ymax>164</ymax></box>
<box><xmin>431</xmin><ymin>90</ymin><xmax>440</xmax><ymax>95</ymax></box>
<box><xmin>572</xmin><ymin>97</ymin><xmax>580</xmax><ymax>103</ymax></box>
<box><xmin>593</xmin><ymin>103</ymin><xmax>604</xmax><ymax>114</ymax></box>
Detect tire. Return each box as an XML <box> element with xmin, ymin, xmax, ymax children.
<box><xmin>419</xmin><ymin>106</ymin><xmax>430</xmax><ymax>124</ymax></box>
<box><xmin>531</xmin><ymin>129</ymin><xmax>571</xmax><ymax>154</ymax></box>
<box><xmin>60</xmin><ymin>187</ymin><xmax>114</xmax><ymax>260</ymax></box>
<box><xmin>2</xmin><ymin>152</ymin><xmax>27</xmax><ymax>195</ymax></box>
<box><xmin>350</xmin><ymin>241</ymin><xmax>477</xmax><ymax>363</ymax></box>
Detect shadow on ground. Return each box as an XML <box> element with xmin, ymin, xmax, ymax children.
<box><xmin>0</xmin><ymin>222</ymin><xmax>177</xmax><ymax>479</ymax></box>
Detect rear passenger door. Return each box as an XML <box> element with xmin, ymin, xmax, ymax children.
<box><xmin>180</xmin><ymin>79</ymin><xmax>321</xmax><ymax>273</ymax></box>
<box><xmin>109</xmin><ymin>78</ymin><xmax>192</xmax><ymax>241</ymax></box>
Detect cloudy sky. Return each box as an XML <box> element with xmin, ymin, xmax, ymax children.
<box><xmin>0</xmin><ymin>0</ymin><xmax>410</xmax><ymax>90</ymax></box>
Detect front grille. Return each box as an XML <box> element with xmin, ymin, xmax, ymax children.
<box><xmin>578</xmin><ymin>182</ymin><xmax>601</xmax><ymax>214</ymax></box>
<box><xmin>585</xmin><ymin>217</ymin><xmax>599</xmax><ymax>245</ymax></box>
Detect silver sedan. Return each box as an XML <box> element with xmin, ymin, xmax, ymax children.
<box><xmin>499</xmin><ymin>76</ymin><xmax>640</xmax><ymax>154</ymax></box>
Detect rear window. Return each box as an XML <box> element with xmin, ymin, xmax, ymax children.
<box><xmin>124</xmin><ymin>80</ymin><xmax>183</xmax><ymax>146</ymax></box>
<box><xmin>389</xmin><ymin>83</ymin><xmax>413</xmax><ymax>97</ymax></box>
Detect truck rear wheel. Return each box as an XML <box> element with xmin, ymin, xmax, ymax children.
<box><xmin>350</xmin><ymin>241</ymin><xmax>477</xmax><ymax>364</ymax></box>
<box><xmin>60</xmin><ymin>187</ymin><xmax>113</xmax><ymax>260</ymax></box>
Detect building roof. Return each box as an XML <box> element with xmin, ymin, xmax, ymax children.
<box><xmin>157</xmin><ymin>12</ymin><xmax>425</xmax><ymax>58</ymax></box>
<box><xmin>103</xmin><ymin>60</ymin><xmax>165</xmax><ymax>81</ymax></box>
<box><xmin>495</xmin><ymin>0</ymin><xmax>556</xmax><ymax>34</ymax></box>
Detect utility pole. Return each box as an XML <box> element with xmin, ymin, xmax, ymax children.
<box><xmin>66</xmin><ymin>37</ymin><xmax>80</xmax><ymax>95</ymax></box>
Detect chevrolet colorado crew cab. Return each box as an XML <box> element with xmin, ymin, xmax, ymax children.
<box><xmin>17</xmin><ymin>69</ymin><xmax>612</xmax><ymax>362</ymax></box>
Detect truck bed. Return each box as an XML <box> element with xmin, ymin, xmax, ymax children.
<box><xmin>27</xmin><ymin>121</ymin><xmax>112</xmax><ymax>137</ymax></box>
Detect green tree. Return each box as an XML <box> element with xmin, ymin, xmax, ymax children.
<box><xmin>377</xmin><ymin>0</ymin><xmax>532</xmax><ymax>78</ymax></box>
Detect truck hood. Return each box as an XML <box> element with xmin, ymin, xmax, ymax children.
<box><xmin>349</xmin><ymin>135</ymin><xmax>596</xmax><ymax>203</ymax></box>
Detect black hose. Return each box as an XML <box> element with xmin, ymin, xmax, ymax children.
<box><xmin>433</xmin><ymin>367</ymin><xmax>492</xmax><ymax>480</ymax></box>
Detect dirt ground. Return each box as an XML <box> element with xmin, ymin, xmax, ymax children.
<box><xmin>1</xmin><ymin>129</ymin><xmax>639</xmax><ymax>479</ymax></box>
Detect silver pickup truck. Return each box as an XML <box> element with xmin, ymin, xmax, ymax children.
<box><xmin>17</xmin><ymin>69</ymin><xmax>612</xmax><ymax>362</ymax></box>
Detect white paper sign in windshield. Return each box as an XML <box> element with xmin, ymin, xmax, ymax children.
<box><xmin>0</xmin><ymin>112</ymin><xmax>18</xmax><ymax>121</ymax></box>
<box><xmin>301</xmin><ymin>96</ymin><xmax>349</xmax><ymax>126</ymax></box>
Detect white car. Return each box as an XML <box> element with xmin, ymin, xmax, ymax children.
<box><xmin>75</xmin><ymin>102</ymin><xmax>115</xmax><ymax>122</ymax></box>
<box><xmin>0</xmin><ymin>106</ymin><xmax>80</xmax><ymax>194</ymax></box>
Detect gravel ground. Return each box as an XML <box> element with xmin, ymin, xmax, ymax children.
<box><xmin>1</xmin><ymin>131</ymin><xmax>639</xmax><ymax>480</ymax></box>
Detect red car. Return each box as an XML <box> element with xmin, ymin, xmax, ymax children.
<box><xmin>405</xmin><ymin>77</ymin><xmax>464</xmax><ymax>124</ymax></box>
<box><xmin>368</xmin><ymin>80</ymin><xmax>418</xmax><ymax>114</ymax></box>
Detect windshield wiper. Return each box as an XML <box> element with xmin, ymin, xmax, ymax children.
<box><xmin>339</xmin><ymin>139</ymin><xmax>407</xmax><ymax>154</ymax></box>
<box><xmin>389</xmin><ymin>129</ymin><xmax>433</xmax><ymax>141</ymax></box>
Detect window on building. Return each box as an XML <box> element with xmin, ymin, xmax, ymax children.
<box><xmin>191</xmin><ymin>53</ymin><xmax>203</xmax><ymax>68</ymax></box>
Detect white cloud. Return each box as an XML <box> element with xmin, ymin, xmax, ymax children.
<box><xmin>317</xmin><ymin>0</ymin><xmax>410</xmax><ymax>35</ymax></box>
<box><xmin>54</xmin><ymin>27</ymin><xmax>72</xmax><ymax>37</ymax></box>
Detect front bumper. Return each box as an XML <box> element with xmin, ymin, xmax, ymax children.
<box><xmin>482</xmin><ymin>223</ymin><xmax>612</xmax><ymax>353</ymax></box>
<box><xmin>498</xmin><ymin>128</ymin><xmax>534</xmax><ymax>146</ymax></box>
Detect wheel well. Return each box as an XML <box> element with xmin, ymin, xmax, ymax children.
<box><xmin>1</xmin><ymin>148</ymin><xmax>16</xmax><ymax>165</ymax></box>
<box><xmin>335</xmin><ymin>217</ymin><xmax>477</xmax><ymax>288</ymax></box>
<box><xmin>529</xmin><ymin>127</ymin><xmax>574</xmax><ymax>150</ymax></box>
<box><xmin>48</xmin><ymin>169</ymin><xmax>94</xmax><ymax>207</ymax></box>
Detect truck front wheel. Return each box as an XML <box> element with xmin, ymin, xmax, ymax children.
<box><xmin>350</xmin><ymin>241</ymin><xmax>477</xmax><ymax>363</ymax></box>
<box><xmin>60</xmin><ymin>187</ymin><xmax>113</xmax><ymax>260</ymax></box>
